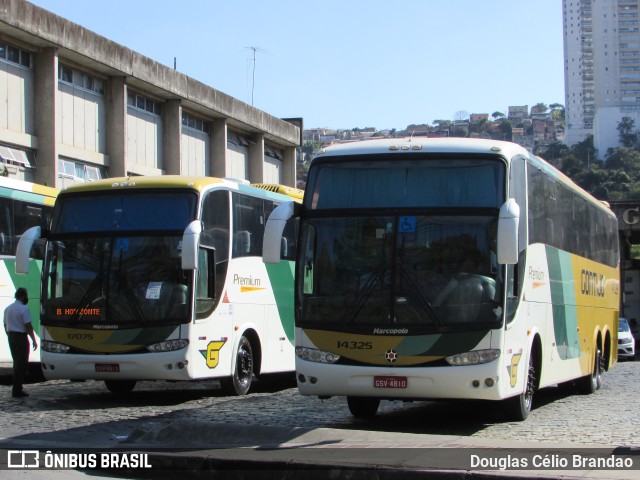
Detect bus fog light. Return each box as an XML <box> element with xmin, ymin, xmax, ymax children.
<box><xmin>446</xmin><ymin>349</ymin><xmax>500</xmax><ymax>366</ymax></box>
<box><xmin>485</xmin><ymin>378</ymin><xmax>495</xmax><ymax>387</ymax></box>
<box><xmin>309</xmin><ymin>376</ymin><xmax>318</xmax><ymax>384</ymax></box>
<box><xmin>177</xmin><ymin>362</ymin><xmax>185</xmax><ymax>369</ymax></box>
<box><xmin>472</xmin><ymin>380</ymin><xmax>480</xmax><ymax>388</ymax></box>
<box><xmin>297</xmin><ymin>374</ymin><xmax>306</xmax><ymax>383</ymax></box>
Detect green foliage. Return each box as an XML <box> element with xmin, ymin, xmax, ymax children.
<box><xmin>539</xmin><ymin>126</ymin><xmax>640</xmax><ymax>201</ymax></box>
<box><xmin>617</xmin><ymin>117</ymin><xmax>639</xmax><ymax>148</ymax></box>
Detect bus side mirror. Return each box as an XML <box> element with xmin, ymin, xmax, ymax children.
<box><xmin>497</xmin><ymin>198</ymin><xmax>520</xmax><ymax>265</ymax></box>
<box><xmin>15</xmin><ymin>226</ymin><xmax>41</xmax><ymax>274</ymax></box>
<box><xmin>182</xmin><ymin>220</ymin><xmax>202</xmax><ymax>270</ymax></box>
<box><xmin>263</xmin><ymin>201</ymin><xmax>295</xmax><ymax>264</ymax></box>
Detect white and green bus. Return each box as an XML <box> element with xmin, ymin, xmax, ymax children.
<box><xmin>1</xmin><ymin>176</ymin><xmax>57</xmax><ymax>369</ymax></box>
<box><xmin>263</xmin><ymin>138</ymin><xmax>620</xmax><ymax>421</ymax></box>
<box><xmin>16</xmin><ymin>176</ymin><xmax>301</xmax><ymax>394</ymax></box>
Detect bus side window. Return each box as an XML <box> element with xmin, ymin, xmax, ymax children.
<box><xmin>302</xmin><ymin>224</ymin><xmax>315</xmax><ymax>294</ymax></box>
<box><xmin>0</xmin><ymin>197</ymin><xmax>13</xmax><ymax>255</ymax></box>
<box><xmin>232</xmin><ymin>193</ymin><xmax>264</xmax><ymax>258</ymax></box>
<box><xmin>200</xmin><ymin>190</ymin><xmax>230</xmax><ymax>316</ymax></box>
<box><xmin>195</xmin><ymin>247</ymin><xmax>216</xmax><ymax>317</ymax></box>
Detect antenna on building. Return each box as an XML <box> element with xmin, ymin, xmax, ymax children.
<box><xmin>245</xmin><ymin>46</ymin><xmax>269</xmax><ymax>106</ymax></box>
<box><xmin>174</xmin><ymin>57</ymin><xmax>177</xmax><ymax>70</ymax></box>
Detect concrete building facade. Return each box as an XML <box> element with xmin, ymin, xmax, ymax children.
<box><xmin>563</xmin><ymin>0</ymin><xmax>640</xmax><ymax>156</ymax></box>
<box><xmin>0</xmin><ymin>0</ymin><xmax>300</xmax><ymax>188</ymax></box>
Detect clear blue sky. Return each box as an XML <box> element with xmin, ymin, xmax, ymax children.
<box><xmin>29</xmin><ymin>0</ymin><xmax>564</xmax><ymax>131</ymax></box>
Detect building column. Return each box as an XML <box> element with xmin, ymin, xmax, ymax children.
<box><xmin>210</xmin><ymin>118</ymin><xmax>227</xmax><ymax>178</ymax></box>
<box><xmin>282</xmin><ymin>147</ymin><xmax>296</xmax><ymax>187</ymax></box>
<box><xmin>163</xmin><ymin>99</ymin><xmax>182</xmax><ymax>175</ymax></box>
<box><xmin>33</xmin><ymin>47</ymin><xmax>57</xmax><ymax>187</ymax></box>
<box><xmin>248</xmin><ymin>133</ymin><xmax>264</xmax><ymax>183</ymax></box>
<box><xmin>106</xmin><ymin>76</ymin><xmax>127</xmax><ymax>177</ymax></box>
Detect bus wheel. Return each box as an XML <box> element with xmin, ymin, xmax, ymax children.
<box><xmin>578</xmin><ymin>348</ymin><xmax>601</xmax><ymax>394</ymax></box>
<box><xmin>347</xmin><ymin>397</ymin><xmax>380</xmax><ymax>418</ymax></box>
<box><xmin>104</xmin><ymin>380</ymin><xmax>136</xmax><ymax>394</ymax></box>
<box><xmin>505</xmin><ymin>359</ymin><xmax>536</xmax><ymax>421</ymax></box>
<box><xmin>221</xmin><ymin>336</ymin><xmax>254</xmax><ymax>396</ymax></box>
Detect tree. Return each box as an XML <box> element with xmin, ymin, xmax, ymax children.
<box><xmin>497</xmin><ymin>120</ymin><xmax>512</xmax><ymax>141</ymax></box>
<box><xmin>532</xmin><ymin>102</ymin><xmax>548</xmax><ymax>113</ymax></box>
<box><xmin>491</xmin><ymin>112</ymin><xmax>505</xmax><ymax>121</ymax></box>
<box><xmin>454</xmin><ymin>110</ymin><xmax>469</xmax><ymax>121</ymax></box>
<box><xmin>605</xmin><ymin>147</ymin><xmax>640</xmax><ymax>175</ymax></box>
<box><xmin>617</xmin><ymin>116</ymin><xmax>638</xmax><ymax>148</ymax></box>
<box><xmin>549</xmin><ymin>103</ymin><xmax>565</xmax><ymax>122</ymax></box>
<box><xmin>571</xmin><ymin>135</ymin><xmax>598</xmax><ymax>169</ymax></box>
<box><xmin>450</xmin><ymin>126</ymin><xmax>468</xmax><ymax>138</ymax></box>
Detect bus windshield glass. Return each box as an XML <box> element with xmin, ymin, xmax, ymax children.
<box><xmin>305</xmin><ymin>158</ymin><xmax>504</xmax><ymax>210</ymax></box>
<box><xmin>42</xmin><ymin>192</ymin><xmax>197</xmax><ymax>327</ymax></box>
<box><xmin>52</xmin><ymin>191</ymin><xmax>196</xmax><ymax>233</ymax></box>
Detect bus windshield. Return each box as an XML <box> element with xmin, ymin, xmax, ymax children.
<box><xmin>298</xmin><ymin>157</ymin><xmax>505</xmax><ymax>332</ymax></box>
<box><xmin>300</xmin><ymin>215</ymin><xmax>501</xmax><ymax>331</ymax></box>
<box><xmin>42</xmin><ymin>192</ymin><xmax>197</xmax><ymax>327</ymax></box>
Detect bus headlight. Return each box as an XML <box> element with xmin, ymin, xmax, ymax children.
<box><xmin>41</xmin><ymin>341</ymin><xmax>70</xmax><ymax>354</ymax></box>
<box><xmin>296</xmin><ymin>346</ymin><xmax>340</xmax><ymax>364</ymax></box>
<box><xmin>146</xmin><ymin>339</ymin><xmax>189</xmax><ymax>353</ymax></box>
<box><xmin>446</xmin><ymin>349</ymin><xmax>500</xmax><ymax>366</ymax></box>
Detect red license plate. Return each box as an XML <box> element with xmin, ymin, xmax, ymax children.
<box><xmin>374</xmin><ymin>376</ymin><xmax>407</xmax><ymax>389</ymax></box>
<box><xmin>95</xmin><ymin>363</ymin><xmax>120</xmax><ymax>373</ymax></box>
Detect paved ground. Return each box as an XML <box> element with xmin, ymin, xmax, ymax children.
<box><xmin>0</xmin><ymin>359</ymin><xmax>639</xmax><ymax>479</ymax></box>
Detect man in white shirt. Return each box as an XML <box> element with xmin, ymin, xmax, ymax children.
<box><xmin>3</xmin><ymin>288</ymin><xmax>38</xmax><ymax>398</ymax></box>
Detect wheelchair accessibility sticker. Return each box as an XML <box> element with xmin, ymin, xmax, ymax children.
<box><xmin>399</xmin><ymin>216</ymin><xmax>416</xmax><ymax>233</ymax></box>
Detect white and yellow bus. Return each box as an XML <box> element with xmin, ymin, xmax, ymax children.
<box><xmin>263</xmin><ymin>138</ymin><xmax>620</xmax><ymax>421</ymax></box>
<box><xmin>0</xmin><ymin>176</ymin><xmax>57</xmax><ymax>369</ymax></box>
<box><xmin>16</xmin><ymin>176</ymin><xmax>301</xmax><ymax>394</ymax></box>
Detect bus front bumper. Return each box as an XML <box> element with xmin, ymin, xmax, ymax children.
<box><xmin>40</xmin><ymin>350</ymin><xmax>194</xmax><ymax>381</ymax></box>
<box><xmin>296</xmin><ymin>359</ymin><xmax>505</xmax><ymax>401</ymax></box>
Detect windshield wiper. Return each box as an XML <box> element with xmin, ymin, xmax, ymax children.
<box><xmin>397</xmin><ymin>264</ymin><xmax>442</xmax><ymax>327</ymax></box>
<box><xmin>341</xmin><ymin>267</ymin><xmax>386</xmax><ymax>326</ymax></box>
<box><xmin>117</xmin><ymin>274</ymin><xmax>148</xmax><ymax>325</ymax></box>
<box><xmin>69</xmin><ymin>271</ymin><xmax>103</xmax><ymax>324</ymax></box>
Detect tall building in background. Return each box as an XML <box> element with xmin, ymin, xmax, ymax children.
<box><xmin>563</xmin><ymin>0</ymin><xmax>640</xmax><ymax>156</ymax></box>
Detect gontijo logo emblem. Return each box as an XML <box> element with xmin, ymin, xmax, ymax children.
<box><xmin>200</xmin><ymin>340</ymin><xmax>227</xmax><ymax>368</ymax></box>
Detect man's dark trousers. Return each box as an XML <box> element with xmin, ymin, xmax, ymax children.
<box><xmin>8</xmin><ymin>332</ymin><xmax>29</xmax><ymax>395</ymax></box>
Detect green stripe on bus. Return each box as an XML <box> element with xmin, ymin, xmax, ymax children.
<box><xmin>265</xmin><ymin>261</ymin><xmax>295</xmax><ymax>343</ymax></box>
<box><xmin>5</xmin><ymin>259</ymin><xmax>43</xmax><ymax>333</ymax></box>
<box><xmin>546</xmin><ymin>246</ymin><xmax>580</xmax><ymax>360</ymax></box>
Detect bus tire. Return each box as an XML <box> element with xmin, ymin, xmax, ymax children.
<box><xmin>504</xmin><ymin>358</ymin><xmax>536</xmax><ymax>421</ymax></box>
<box><xmin>221</xmin><ymin>336</ymin><xmax>254</xmax><ymax>396</ymax></box>
<box><xmin>104</xmin><ymin>380</ymin><xmax>136</xmax><ymax>394</ymax></box>
<box><xmin>577</xmin><ymin>348</ymin><xmax>601</xmax><ymax>394</ymax></box>
<box><xmin>347</xmin><ymin>396</ymin><xmax>380</xmax><ymax>418</ymax></box>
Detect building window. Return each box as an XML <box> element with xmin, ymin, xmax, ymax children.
<box><xmin>58</xmin><ymin>64</ymin><xmax>104</xmax><ymax>95</ymax></box>
<box><xmin>58</xmin><ymin>158</ymin><xmax>105</xmax><ymax>182</ymax></box>
<box><xmin>0</xmin><ymin>42</ymin><xmax>32</xmax><ymax>68</ymax></box>
<box><xmin>127</xmin><ymin>91</ymin><xmax>162</xmax><ymax>116</ymax></box>
<box><xmin>182</xmin><ymin>112</ymin><xmax>210</xmax><ymax>134</ymax></box>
